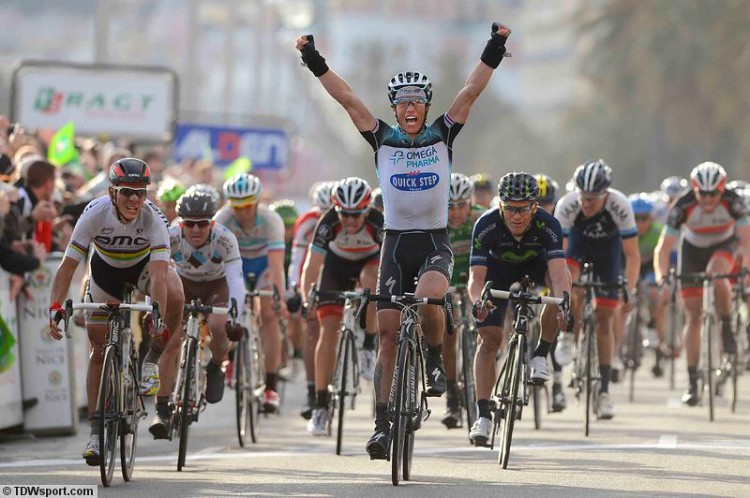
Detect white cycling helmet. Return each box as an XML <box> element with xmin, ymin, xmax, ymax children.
<box><xmin>690</xmin><ymin>161</ymin><xmax>727</xmax><ymax>192</ymax></box>
<box><xmin>333</xmin><ymin>177</ymin><xmax>372</xmax><ymax>211</ymax></box>
<box><xmin>449</xmin><ymin>173</ymin><xmax>474</xmax><ymax>203</ymax></box>
<box><xmin>191</xmin><ymin>183</ymin><xmax>222</xmax><ymax>205</ymax></box>
<box><xmin>311</xmin><ymin>181</ymin><xmax>334</xmax><ymax>210</ymax></box>
<box><xmin>574</xmin><ymin>159</ymin><xmax>613</xmax><ymax>193</ymax></box>
<box><xmin>223</xmin><ymin>173</ymin><xmax>262</xmax><ymax>206</ymax></box>
<box><xmin>387</xmin><ymin>71</ymin><xmax>433</xmax><ymax>104</ymax></box>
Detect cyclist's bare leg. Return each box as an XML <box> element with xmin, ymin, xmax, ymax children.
<box><xmin>207</xmin><ymin>312</ymin><xmax>229</xmax><ymax>363</ymax></box>
<box><xmin>360</xmin><ymin>263</ymin><xmax>379</xmax><ymax>337</ymax></box>
<box><xmin>260</xmin><ymin>295</ymin><xmax>282</xmax><ymax>384</ymax></box>
<box><xmin>415</xmin><ymin>270</ymin><xmax>449</xmax><ymax>347</ymax></box>
<box><xmin>568</xmin><ymin>263</ymin><xmax>583</xmax><ymax>341</ymax></box>
<box><xmin>443</xmin><ymin>319</ymin><xmax>458</xmax><ymax>380</ymax></box>
<box><xmin>708</xmin><ymin>257</ymin><xmax>733</xmax><ymax>349</ymax></box>
<box><xmin>474</xmin><ymin>325</ymin><xmax>503</xmax><ymax>400</ymax></box>
<box><xmin>305</xmin><ymin>316</ymin><xmax>319</xmax><ymax>383</ymax></box>
<box><xmin>156</xmin><ymin>325</ymin><xmax>183</xmax><ymax>398</ymax></box>
<box><xmin>374</xmin><ymin>309</ymin><xmax>399</xmax><ymax>404</ymax></box>
<box><xmin>682</xmin><ymin>296</ymin><xmax>702</xmax><ymax>367</ymax></box>
<box><xmin>314</xmin><ymin>314</ymin><xmax>341</xmax><ymax>395</ymax></box>
<box><xmin>85</xmin><ymin>324</ymin><xmax>107</xmax><ymax>418</ymax></box>
<box><xmin>595</xmin><ymin>305</ymin><xmax>616</xmax><ymax>393</ymax></box>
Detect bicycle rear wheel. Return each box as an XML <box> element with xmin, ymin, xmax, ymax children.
<box><xmin>391</xmin><ymin>341</ymin><xmax>410</xmax><ymax>486</ymax></box>
<box><xmin>704</xmin><ymin>316</ymin><xmax>715</xmax><ymax>422</ymax></box>
<box><xmin>120</xmin><ymin>353</ymin><xmax>141</xmax><ymax>481</ymax></box>
<box><xmin>498</xmin><ymin>337</ymin><xmax>523</xmax><ymax>469</ymax></box>
<box><xmin>584</xmin><ymin>323</ymin><xmax>593</xmax><ymax>436</ymax></box>
<box><xmin>98</xmin><ymin>346</ymin><xmax>120</xmax><ymax>487</ymax></box>
<box><xmin>178</xmin><ymin>339</ymin><xmax>197</xmax><ymax>471</ymax></box>
<box><xmin>335</xmin><ymin>330</ymin><xmax>352</xmax><ymax>455</ymax></box>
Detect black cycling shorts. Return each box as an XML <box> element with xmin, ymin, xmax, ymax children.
<box><xmin>376</xmin><ymin>229</ymin><xmax>453</xmax><ymax>311</ymax></box>
<box><xmin>678</xmin><ymin>237</ymin><xmax>737</xmax><ymax>294</ymax></box>
<box><xmin>318</xmin><ymin>252</ymin><xmax>378</xmax><ymax>308</ymax></box>
<box><xmin>475</xmin><ymin>260</ymin><xmax>548</xmax><ymax>328</ymax></box>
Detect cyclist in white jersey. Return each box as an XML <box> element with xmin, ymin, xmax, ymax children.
<box><xmin>215</xmin><ymin>173</ymin><xmax>287</xmax><ymax>412</ymax></box>
<box><xmin>296</xmin><ymin>21</ymin><xmax>512</xmax><ymax>459</ymax></box>
<box><xmin>148</xmin><ymin>187</ymin><xmax>246</xmax><ymax>438</ymax></box>
<box><xmin>290</xmin><ymin>181</ymin><xmax>334</xmax><ymax>420</ymax></box>
<box><xmin>48</xmin><ymin>158</ymin><xmax>184</xmax><ymax>465</ymax></box>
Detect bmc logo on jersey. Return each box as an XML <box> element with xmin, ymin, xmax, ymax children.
<box><xmin>390</xmin><ymin>172</ymin><xmax>439</xmax><ymax>192</ymax></box>
<box><xmin>95</xmin><ymin>235</ymin><xmax>149</xmax><ymax>246</ymax></box>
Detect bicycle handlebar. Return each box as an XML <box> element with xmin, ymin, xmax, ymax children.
<box><xmin>60</xmin><ymin>299</ymin><xmax>157</xmax><ymax>339</ymax></box>
<box><xmin>184</xmin><ymin>297</ymin><xmax>238</xmax><ymax>323</ymax></box>
<box><xmin>488</xmin><ymin>288</ymin><xmax>565</xmax><ymax>306</ymax></box>
<box><xmin>355</xmin><ymin>288</ymin><xmax>455</xmax><ymax>335</ymax></box>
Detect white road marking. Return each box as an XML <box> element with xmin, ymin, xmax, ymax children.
<box><xmin>657</xmin><ymin>435</ymin><xmax>678</xmax><ymax>448</ymax></box>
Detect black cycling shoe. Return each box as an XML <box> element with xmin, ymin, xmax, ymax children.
<box><xmin>681</xmin><ymin>385</ymin><xmax>701</xmax><ymax>407</ymax></box>
<box><xmin>149</xmin><ymin>404</ymin><xmax>172</xmax><ymax>440</ymax></box>
<box><xmin>366</xmin><ymin>428</ymin><xmax>389</xmax><ymax>460</ymax></box>
<box><xmin>441</xmin><ymin>408</ymin><xmax>461</xmax><ymax>429</ymax></box>
<box><xmin>424</xmin><ymin>352</ymin><xmax>447</xmax><ymax>397</ymax></box>
<box><xmin>205</xmin><ymin>361</ymin><xmax>225</xmax><ymax>404</ymax></box>
<box><xmin>652</xmin><ymin>363</ymin><xmax>664</xmax><ymax>378</ymax></box>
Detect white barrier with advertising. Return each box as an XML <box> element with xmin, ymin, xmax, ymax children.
<box><xmin>18</xmin><ymin>254</ymin><xmax>78</xmax><ymax>435</ymax></box>
<box><xmin>0</xmin><ymin>269</ymin><xmax>23</xmax><ymax>430</ymax></box>
<box><xmin>11</xmin><ymin>61</ymin><xmax>178</xmax><ymax>141</ymax></box>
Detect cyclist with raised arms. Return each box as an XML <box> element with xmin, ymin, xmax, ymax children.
<box><xmin>553</xmin><ymin>160</ymin><xmax>640</xmax><ymax>420</ymax></box>
<box><xmin>301</xmin><ymin>177</ymin><xmax>383</xmax><ymax>435</ymax></box>
<box><xmin>47</xmin><ymin>158</ymin><xmax>184</xmax><ymax>465</ymax></box>
<box><xmin>534</xmin><ymin>173</ymin><xmax>568</xmax><ymax>412</ymax></box>
<box><xmin>654</xmin><ymin>162</ymin><xmax>750</xmax><ymax>406</ymax></box>
<box><xmin>291</xmin><ymin>181</ymin><xmax>334</xmax><ymax>419</ymax></box>
<box><xmin>467</xmin><ymin>173</ymin><xmax>570</xmax><ymax>445</ymax></box>
<box><xmin>295</xmin><ymin>21</ymin><xmax>512</xmax><ymax>459</ymax></box>
<box><xmin>216</xmin><ymin>173</ymin><xmax>287</xmax><ymax>412</ymax></box>
<box><xmin>148</xmin><ymin>187</ymin><xmax>245</xmax><ymax>438</ymax></box>
<box><xmin>442</xmin><ymin>173</ymin><xmax>485</xmax><ymax>429</ymax></box>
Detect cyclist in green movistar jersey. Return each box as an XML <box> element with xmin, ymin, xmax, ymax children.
<box><xmin>442</xmin><ymin>173</ymin><xmax>485</xmax><ymax>428</ymax></box>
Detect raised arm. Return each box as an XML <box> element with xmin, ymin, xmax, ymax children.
<box><xmin>447</xmin><ymin>23</ymin><xmax>511</xmax><ymax>124</ymax></box>
<box><xmin>296</xmin><ymin>35</ymin><xmax>376</xmax><ymax>132</ymax></box>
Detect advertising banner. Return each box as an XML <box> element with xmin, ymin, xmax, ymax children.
<box><xmin>173</xmin><ymin>123</ymin><xmax>289</xmax><ymax>169</ymax></box>
<box><xmin>12</xmin><ymin>61</ymin><xmax>178</xmax><ymax>141</ymax></box>
<box><xmin>18</xmin><ymin>254</ymin><xmax>77</xmax><ymax>435</ymax></box>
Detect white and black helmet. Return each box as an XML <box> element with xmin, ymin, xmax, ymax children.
<box><xmin>177</xmin><ymin>187</ymin><xmax>216</xmax><ymax>219</ymax></box>
<box><xmin>388</xmin><ymin>71</ymin><xmax>433</xmax><ymax>104</ymax></box>
<box><xmin>311</xmin><ymin>181</ymin><xmax>334</xmax><ymax>210</ymax></box>
<box><xmin>192</xmin><ymin>183</ymin><xmax>222</xmax><ymax>205</ymax></box>
<box><xmin>574</xmin><ymin>159</ymin><xmax>613</xmax><ymax>193</ymax></box>
<box><xmin>690</xmin><ymin>161</ymin><xmax>727</xmax><ymax>192</ymax></box>
<box><xmin>223</xmin><ymin>173</ymin><xmax>262</xmax><ymax>202</ymax></box>
<box><xmin>449</xmin><ymin>173</ymin><xmax>474</xmax><ymax>202</ymax></box>
<box><xmin>660</xmin><ymin>176</ymin><xmax>689</xmax><ymax>199</ymax></box>
<box><xmin>333</xmin><ymin>177</ymin><xmax>372</xmax><ymax>211</ymax></box>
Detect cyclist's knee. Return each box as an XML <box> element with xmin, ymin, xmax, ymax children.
<box><xmin>477</xmin><ymin>327</ymin><xmax>502</xmax><ymax>353</ymax></box>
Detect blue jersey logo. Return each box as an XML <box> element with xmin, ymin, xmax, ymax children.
<box><xmin>390</xmin><ymin>172</ymin><xmax>440</xmax><ymax>192</ymax></box>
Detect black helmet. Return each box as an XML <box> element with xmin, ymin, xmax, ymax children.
<box><xmin>176</xmin><ymin>187</ymin><xmax>216</xmax><ymax>219</ymax></box>
<box><xmin>574</xmin><ymin>159</ymin><xmax>612</xmax><ymax>193</ymax></box>
<box><xmin>498</xmin><ymin>172</ymin><xmax>539</xmax><ymax>202</ymax></box>
<box><xmin>109</xmin><ymin>157</ymin><xmax>151</xmax><ymax>185</ymax></box>
<box><xmin>534</xmin><ymin>174</ymin><xmax>559</xmax><ymax>204</ymax></box>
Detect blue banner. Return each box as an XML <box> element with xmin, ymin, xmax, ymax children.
<box><xmin>173</xmin><ymin>123</ymin><xmax>289</xmax><ymax>169</ymax></box>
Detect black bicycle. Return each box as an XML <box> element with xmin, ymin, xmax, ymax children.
<box><xmin>454</xmin><ymin>273</ymin><xmax>478</xmax><ymax>441</ymax></box>
<box><xmin>170</xmin><ymin>298</ymin><xmax>237</xmax><ymax>471</ymax></box>
<box><xmin>357</xmin><ymin>289</ymin><xmax>453</xmax><ymax>486</ymax></box>
<box><xmin>478</xmin><ymin>279</ymin><xmax>568</xmax><ymax>469</ymax></box>
<box><xmin>571</xmin><ymin>263</ymin><xmax>627</xmax><ymax>436</ymax></box>
<box><xmin>61</xmin><ymin>288</ymin><xmax>154</xmax><ymax>486</ymax></box>
<box><xmin>308</xmin><ymin>286</ymin><xmax>364</xmax><ymax>454</ymax></box>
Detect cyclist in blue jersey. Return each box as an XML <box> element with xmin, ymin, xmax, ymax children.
<box><xmin>296</xmin><ymin>22</ymin><xmax>512</xmax><ymax>459</ymax></box>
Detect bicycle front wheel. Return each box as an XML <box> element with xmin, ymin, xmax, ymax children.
<box><xmin>584</xmin><ymin>323</ymin><xmax>594</xmax><ymax>436</ymax></box>
<box><xmin>235</xmin><ymin>333</ymin><xmax>256</xmax><ymax>446</ymax></box>
<box><xmin>178</xmin><ymin>339</ymin><xmax>197</xmax><ymax>471</ymax></box>
<box><xmin>335</xmin><ymin>330</ymin><xmax>352</xmax><ymax>455</ymax></box>
<box><xmin>498</xmin><ymin>337</ymin><xmax>523</xmax><ymax>469</ymax></box>
<box><xmin>704</xmin><ymin>316</ymin><xmax>715</xmax><ymax>422</ymax></box>
<box><xmin>391</xmin><ymin>341</ymin><xmax>410</xmax><ymax>486</ymax></box>
<box><xmin>120</xmin><ymin>353</ymin><xmax>141</xmax><ymax>481</ymax></box>
<box><xmin>98</xmin><ymin>346</ymin><xmax>120</xmax><ymax>487</ymax></box>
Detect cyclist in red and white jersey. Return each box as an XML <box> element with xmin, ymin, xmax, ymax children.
<box><xmin>655</xmin><ymin>162</ymin><xmax>750</xmax><ymax>406</ymax></box>
<box><xmin>289</xmin><ymin>181</ymin><xmax>334</xmax><ymax>419</ymax></box>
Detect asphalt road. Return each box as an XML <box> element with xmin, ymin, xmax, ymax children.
<box><xmin>1</xmin><ymin>357</ymin><xmax>749</xmax><ymax>497</ymax></box>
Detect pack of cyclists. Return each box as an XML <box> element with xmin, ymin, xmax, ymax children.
<box><xmin>43</xmin><ymin>22</ymin><xmax>750</xmax><ymax>476</ymax></box>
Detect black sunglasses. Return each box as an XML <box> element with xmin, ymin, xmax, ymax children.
<box><xmin>114</xmin><ymin>186</ymin><xmax>148</xmax><ymax>199</ymax></box>
<box><xmin>182</xmin><ymin>219</ymin><xmax>211</xmax><ymax>228</ymax></box>
<box><xmin>501</xmin><ymin>204</ymin><xmax>534</xmax><ymax>215</ymax></box>
<box><xmin>698</xmin><ymin>189</ymin><xmax>720</xmax><ymax>197</ymax></box>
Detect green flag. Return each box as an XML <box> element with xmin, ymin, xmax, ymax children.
<box><xmin>47</xmin><ymin>121</ymin><xmax>79</xmax><ymax>167</ymax></box>
<box><xmin>0</xmin><ymin>312</ymin><xmax>16</xmax><ymax>374</ymax></box>
<box><xmin>224</xmin><ymin>157</ymin><xmax>252</xmax><ymax>180</ymax></box>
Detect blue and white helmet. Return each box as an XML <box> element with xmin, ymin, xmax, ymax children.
<box><xmin>223</xmin><ymin>173</ymin><xmax>262</xmax><ymax>203</ymax></box>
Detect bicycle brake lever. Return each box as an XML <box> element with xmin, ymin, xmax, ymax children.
<box><xmin>356</xmin><ymin>288</ymin><xmax>370</xmax><ymax>329</ymax></box>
